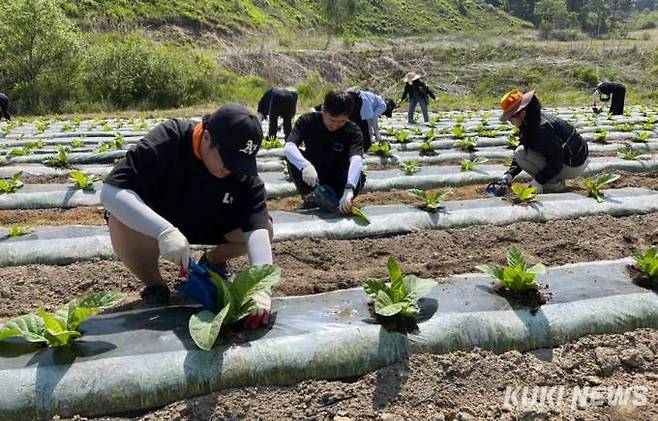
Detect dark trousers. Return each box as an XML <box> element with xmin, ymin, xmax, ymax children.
<box><xmin>286</xmin><ymin>159</ymin><xmax>366</xmax><ymax>198</ymax></box>
<box><xmin>268</xmin><ymin>94</ymin><xmax>297</xmax><ymax>139</ymax></box>
<box><xmin>348</xmin><ymin>94</ymin><xmax>372</xmax><ymax>151</ymax></box>
<box><xmin>598</xmin><ymin>83</ymin><xmax>625</xmax><ymax>115</ymax></box>
<box><xmin>0</xmin><ymin>94</ymin><xmax>10</xmax><ymax>121</ymax></box>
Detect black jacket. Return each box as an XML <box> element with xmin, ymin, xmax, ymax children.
<box><xmin>400</xmin><ymin>79</ymin><xmax>436</xmax><ymax>102</ymax></box>
<box><xmin>506</xmin><ymin>113</ymin><xmax>588</xmax><ymax>185</ymax></box>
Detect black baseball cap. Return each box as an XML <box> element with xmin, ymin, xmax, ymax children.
<box><xmin>203</xmin><ymin>104</ymin><xmax>263</xmax><ymax>176</ymax></box>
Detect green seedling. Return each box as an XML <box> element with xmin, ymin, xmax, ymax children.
<box><xmin>351</xmin><ymin>206</ymin><xmax>370</xmax><ymax>225</ymax></box>
<box><xmin>455</xmin><ymin>137</ymin><xmax>477</xmax><ymax>152</ymax></box>
<box><xmin>452</xmin><ymin>125</ymin><xmax>466</xmax><ymax>139</ymax></box>
<box><xmin>8</xmin><ymin>147</ymin><xmax>30</xmax><ymax>156</ymax></box>
<box><xmin>476</xmin><ymin>246</ymin><xmax>546</xmax><ymax>292</ymax></box>
<box><xmin>0</xmin><ymin>292</ymin><xmax>125</xmax><ymax>347</ymax></box>
<box><xmin>400</xmin><ymin>160</ymin><xmax>420</xmax><ymax>175</ymax></box>
<box><xmin>511</xmin><ymin>184</ymin><xmax>540</xmax><ymax>204</ymax></box>
<box><xmin>393</xmin><ymin>130</ymin><xmax>411</xmax><ymax>144</ymax></box>
<box><xmin>69</xmin><ymin>170</ymin><xmax>97</xmax><ymax>191</ymax></box>
<box><xmin>62</xmin><ymin>123</ymin><xmax>74</xmax><ymax>132</ymax></box>
<box><xmin>642</xmin><ymin>123</ymin><xmax>655</xmax><ymax>131</ymax></box>
<box><xmin>363</xmin><ymin>256</ymin><xmax>437</xmax><ymax>319</ymax></box>
<box><xmin>97</xmin><ymin>142</ymin><xmax>110</xmax><ymax>153</ymax></box>
<box><xmin>506</xmin><ymin>134</ymin><xmax>520</xmax><ymax>149</ymax></box>
<box><xmin>408</xmin><ymin>188</ymin><xmax>450</xmax><ymax>212</ymax></box>
<box><xmin>424</xmin><ymin>128</ymin><xmax>435</xmax><ymax>142</ymax></box>
<box><xmin>188</xmin><ymin>265</ymin><xmax>281</xmax><ymax>350</ymax></box>
<box><xmin>34</xmin><ymin>120</ymin><xmax>50</xmax><ymax>134</ymax></box>
<box><xmin>385</xmin><ymin>127</ymin><xmax>396</xmax><ymax>137</ymax></box>
<box><xmin>618</xmin><ymin>123</ymin><xmax>634</xmax><ymax>132</ymax></box>
<box><xmin>633</xmin><ymin>132</ymin><xmax>650</xmax><ymax>143</ymax></box>
<box><xmin>632</xmin><ymin>247</ymin><xmax>658</xmax><ymax>280</ymax></box>
<box><xmin>70</xmin><ymin>139</ymin><xmax>83</xmax><ymax>148</ymax></box>
<box><xmin>583</xmin><ymin>173</ymin><xmax>620</xmax><ymax>202</ymax></box>
<box><xmin>411</xmin><ymin>128</ymin><xmax>422</xmax><ymax>136</ymax></box>
<box><xmin>419</xmin><ymin>140</ymin><xmax>435</xmax><ymax>156</ymax></box>
<box><xmin>112</xmin><ymin>133</ymin><xmax>125</xmax><ymax>149</ymax></box>
<box><xmin>43</xmin><ymin>145</ymin><xmax>70</xmax><ymax>168</ymax></box>
<box><xmin>617</xmin><ymin>146</ymin><xmax>642</xmax><ymax>160</ymax></box>
<box><xmin>593</xmin><ymin>130</ymin><xmax>608</xmax><ymax>143</ymax></box>
<box><xmin>459</xmin><ymin>157</ymin><xmax>488</xmax><ymax>171</ymax></box>
<box><xmin>101</xmin><ymin>122</ymin><xmax>113</xmax><ymax>132</ymax></box>
<box><xmin>368</xmin><ymin>142</ymin><xmax>392</xmax><ymax>157</ymax></box>
<box><xmin>0</xmin><ymin>171</ymin><xmax>24</xmax><ymax>193</ymax></box>
<box><xmin>261</xmin><ymin>136</ymin><xmax>284</xmax><ymax>149</ymax></box>
<box><xmin>7</xmin><ymin>226</ymin><xmax>33</xmax><ymax>237</ymax></box>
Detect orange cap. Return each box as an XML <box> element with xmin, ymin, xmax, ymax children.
<box><xmin>499</xmin><ymin>89</ymin><xmax>535</xmax><ymax>122</ymax></box>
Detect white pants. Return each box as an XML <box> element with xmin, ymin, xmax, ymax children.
<box><xmin>513</xmin><ymin>146</ymin><xmax>588</xmax><ymax>185</ymax></box>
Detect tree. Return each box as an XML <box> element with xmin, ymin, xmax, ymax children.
<box><xmin>534</xmin><ymin>0</ymin><xmax>577</xmax><ymax>36</ymax></box>
<box><xmin>320</xmin><ymin>0</ymin><xmax>359</xmax><ymax>48</ymax></box>
<box><xmin>0</xmin><ymin>0</ymin><xmax>81</xmax><ymax>110</ymax></box>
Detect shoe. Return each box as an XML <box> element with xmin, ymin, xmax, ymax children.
<box><xmin>544</xmin><ymin>180</ymin><xmax>567</xmax><ymax>193</ymax></box>
<box><xmin>140</xmin><ymin>284</ymin><xmax>170</xmax><ymax>305</ymax></box>
<box><xmin>198</xmin><ymin>252</ymin><xmax>231</xmax><ymax>279</ymax></box>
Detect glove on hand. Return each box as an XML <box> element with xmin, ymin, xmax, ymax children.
<box><xmin>242</xmin><ymin>290</ymin><xmax>271</xmax><ymax>329</ymax></box>
<box><xmin>338</xmin><ymin>188</ymin><xmax>354</xmax><ymax>214</ymax></box>
<box><xmin>302</xmin><ymin>163</ymin><xmax>318</xmax><ymax>187</ymax></box>
<box><xmin>157</xmin><ymin>226</ymin><xmax>190</xmax><ymax>271</ymax></box>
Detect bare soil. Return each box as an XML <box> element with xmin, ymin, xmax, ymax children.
<box><xmin>73</xmin><ymin>329</ymin><xmax>658</xmax><ymax>420</ymax></box>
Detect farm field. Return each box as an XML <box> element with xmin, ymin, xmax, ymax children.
<box><xmin>1</xmin><ymin>107</ymin><xmax>657</xmax><ymax>420</ymax></box>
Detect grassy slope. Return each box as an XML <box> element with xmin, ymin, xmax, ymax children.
<box><xmin>61</xmin><ymin>0</ymin><xmax>529</xmax><ymax>37</ymax></box>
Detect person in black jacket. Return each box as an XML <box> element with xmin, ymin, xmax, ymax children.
<box><xmin>0</xmin><ymin>93</ymin><xmax>10</xmax><ymax>121</ymax></box>
<box><xmin>498</xmin><ymin>89</ymin><xmax>589</xmax><ymax>193</ymax></box>
<box><xmin>257</xmin><ymin>87</ymin><xmax>298</xmax><ymax>139</ymax></box>
<box><xmin>592</xmin><ymin>82</ymin><xmax>625</xmax><ymax>115</ymax></box>
<box><xmin>399</xmin><ymin>72</ymin><xmax>435</xmax><ymax>124</ymax></box>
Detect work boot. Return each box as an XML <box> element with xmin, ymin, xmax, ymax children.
<box><xmin>544</xmin><ymin>179</ymin><xmax>567</xmax><ymax>193</ymax></box>
<box><xmin>140</xmin><ymin>284</ymin><xmax>170</xmax><ymax>306</ymax></box>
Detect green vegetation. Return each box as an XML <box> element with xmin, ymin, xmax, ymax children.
<box><xmin>0</xmin><ymin>172</ymin><xmax>24</xmax><ymax>193</ymax></box>
<box><xmin>617</xmin><ymin>146</ymin><xmax>642</xmax><ymax>160</ymax></box>
<box><xmin>632</xmin><ymin>247</ymin><xmax>658</xmax><ymax>280</ymax></box>
<box><xmin>69</xmin><ymin>170</ymin><xmax>97</xmax><ymax>191</ymax></box>
<box><xmin>583</xmin><ymin>173</ymin><xmax>620</xmax><ymax>202</ymax></box>
<box><xmin>43</xmin><ymin>145</ymin><xmax>70</xmax><ymax>168</ymax></box>
<box><xmin>459</xmin><ymin>157</ymin><xmax>488</xmax><ymax>171</ymax></box>
<box><xmin>408</xmin><ymin>188</ymin><xmax>451</xmax><ymax>212</ymax></box>
<box><xmin>511</xmin><ymin>184</ymin><xmax>541</xmax><ymax>204</ymax></box>
<box><xmin>477</xmin><ymin>246</ymin><xmax>546</xmax><ymax>293</ymax></box>
<box><xmin>400</xmin><ymin>160</ymin><xmax>420</xmax><ymax>175</ymax></box>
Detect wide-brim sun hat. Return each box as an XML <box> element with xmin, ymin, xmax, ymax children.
<box><xmin>499</xmin><ymin>89</ymin><xmax>535</xmax><ymax>122</ymax></box>
<box><xmin>402</xmin><ymin>71</ymin><xmax>422</xmax><ymax>84</ymax></box>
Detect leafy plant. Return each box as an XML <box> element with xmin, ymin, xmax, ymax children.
<box><xmin>385</xmin><ymin>127</ymin><xmax>396</xmax><ymax>137</ymax></box>
<box><xmin>70</xmin><ymin>139</ymin><xmax>83</xmax><ymax>148</ymax></box>
<box><xmin>593</xmin><ymin>130</ymin><xmax>608</xmax><ymax>143</ymax></box>
<box><xmin>368</xmin><ymin>142</ymin><xmax>392</xmax><ymax>157</ymax></box>
<box><xmin>452</xmin><ymin>124</ymin><xmax>466</xmax><ymax>139</ymax></box>
<box><xmin>424</xmin><ymin>128</ymin><xmax>435</xmax><ymax>142</ymax></box>
<box><xmin>618</xmin><ymin>123</ymin><xmax>634</xmax><ymax>132</ymax></box>
<box><xmin>7</xmin><ymin>226</ymin><xmax>33</xmax><ymax>237</ymax></box>
<box><xmin>633</xmin><ymin>131</ymin><xmax>650</xmax><ymax>143</ymax></box>
<box><xmin>69</xmin><ymin>170</ymin><xmax>97</xmax><ymax>191</ymax></box>
<box><xmin>351</xmin><ymin>205</ymin><xmax>370</xmax><ymax>225</ymax></box>
<box><xmin>475</xmin><ymin>126</ymin><xmax>497</xmax><ymax>137</ymax></box>
<box><xmin>408</xmin><ymin>188</ymin><xmax>450</xmax><ymax>212</ymax></box>
<box><xmin>0</xmin><ymin>171</ymin><xmax>24</xmax><ymax>193</ymax></box>
<box><xmin>411</xmin><ymin>127</ymin><xmax>422</xmax><ymax>136</ymax></box>
<box><xmin>455</xmin><ymin>137</ymin><xmax>477</xmax><ymax>152</ymax></box>
<box><xmin>583</xmin><ymin>173</ymin><xmax>620</xmax><ymax>202</ymax></box>
<box><xmin>632</xmin><ymin>247</ymin><xmax>658</xmax><ymax>279</ymax></box>
<box><xmin>34</xmin><ymin>120</ymin><xmax>50</xmax><ymax>134</ymax></box>
<box><xmin>506</xmin><ymin>134</ymin><xmax>520</xmax><ymax>149</ymax></box>
<box><xmin>261</xmin><ymin>136</ymin><xmax>284</xmax><ymax>149</ymax></box>
<box><xmin>641</xmin><ymin>123</ymin><xmax>655</xmax><ymax>131</ymax></box>
<box><xmin>393</xmin><ymin>130</ymin><xmax>411</xmax><ymax>144</ymax></box>
<box><xmin>459</xmin><ymin>157</ymin><xmax>488</xmax><ymax>171</ymax></box>
<box><xmin>419</xmin><ymin>140</ymin><xmax>435</xmax><ymax>156</ymax></box>
<box><xmin>187</xmin><ymin>265</ymin><xmax>281</xmax><ymax>351</ymax></box>
<box><xmin>617</xmin><ymin>146</ymin><xmax>642</xmax><ymax>160</ymax></box>
<box><xmin>363</xmin><ymin>256</ymin><xmax>437</xmax><ymax>318</ymax></box>
<box><xmin>511</xmin><ymin>184</ymin><xmax>540</xmax><ymax>204</ymax></box>
<box><xmin>8</xmin><ymin>147</ymin><xmax>30</xmax><ymax>156</ymax></box>
<box><xmin>400</xmin><ymin>160</ymin><xmax>420</xmax><ymax>175</ymax></box>
<box><xmin>62</xmin><ymin>123</ymin><xmax>74</xmax><ymax>132</ymax></box>
<box><xmin>43</xmin><ymin>145</ymin><xmax>70</xmax><ymax>168</ymax></box>
<box><xmin>97</xmin><ymin>142</ymin><xmax>110</xmax><ymax>153</ymax></box>
<box><xmin>101</xmin><ymin>122</ymin><xmax>113</xmax><ymax>132</ymax></box>
<box><xmin>0</xmin><ymin>292</ymin><xmax>125</xmax><ymax>347</ymax></box>
<box><xmin>112</xmin><ymin>133</ymin><xmax>125</xmax><ymax>149</ymax></box>
<box><xmin>476</xmin><ymin>246</ymin><xmax>546</xmax><ymax>292</ymax></box>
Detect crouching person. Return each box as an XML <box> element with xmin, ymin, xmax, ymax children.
<box><xmin>284</xmin><ymin>91</ymin><xmax>366</xmax><ymax>214</ymax></box>
<box><xmin>100</xmin><ymin>104</ymin><xmax>274</xmax><ymax>329</ymax></box>
<box><xmin>498</xmin><ymin>89</ymin><xmax>589</xmax><ymax>193</ymax></box>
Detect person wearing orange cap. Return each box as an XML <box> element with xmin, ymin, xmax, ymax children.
<box><xmin>498</xmin><ymin>89</ymin><xmax>589</xmax><ymax>193</ymax></box>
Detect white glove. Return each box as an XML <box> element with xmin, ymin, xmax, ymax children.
<box><xmin>339</xmin><ymin>188</ymin><xmax>354</xmax><ymax>214</ymax></box>
<box><xmin>302</xmin><ymin>163</ymin><xmax>318</xmax><ymax>187</ymax></box>
<box><xmin>157</xmin><ymin>226</ymin><xmax>190</xmax><ymax>270</ymax></box>
<box><xmin>530</xmin><ymin>179</ymin><xmax>543</xmax><ymax>194</ymax></box>
<box><xmin>502</xmin><ymin>173</ymin><xmax>513</xmax><ymax>185</ymax></box>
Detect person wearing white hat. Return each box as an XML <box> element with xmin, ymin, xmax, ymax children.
<box><xmin>399</xmin><ymin>71</ymin><xmax>435</xmax><ymax>125</ymax></box>
<box><xmin>498</xmin><ymin>89</ymin><xmax>589</xmax><ymax>194</ymax></box>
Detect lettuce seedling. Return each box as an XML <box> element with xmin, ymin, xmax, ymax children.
<box><xmin>452</xmin><ymin>124</ymin><xmax>466</xmax><ymax>139</ymax></box>
<box><xmin>642</xmin><ymin>123</ymin><xmax>655</xmax><ymax>131</ymax></box>
<box><xmin>34</xmin><ymin>120</ymin><xmax>50</xmax><ymax>134</ymax></box>
<box><xmin>633</xmin><ymin>132</ymin><xmax>650</xmax><ymax>143</ymax></box>
<box><xmin>62</xmin><ymin>123</ymin><xmax>74</xmax><ymax>132</ymax></box>
<box><xmin>511</xmin><ymin>184</ymin><xmax>540</xmax><ymax>204</ymax></box>
<box><xmin>618</xmin><ymin>123</ymin><xmax>634</xmax><ymax>132</ymax></box>
<box><xmin>476</xmin><ymin>246</ymin><xmax>546</xmax><ymax>292</ymax></box>
<box><xmin>459</xmin><ymin>157</ymin><xmax>487</xmax><ymax>171</ymax></box>
<box><xmin>583</xmin><ymin>173</ymin><xmax>620</xmax><ymax>202</ymax></box>
<box><xmin>411</xmin><ymin>127</ymin><xmax>422</xmax><ymax>136</ymax></box>
<box><xmin>7</xmin><ymin>226</ymin><xmax>33</xmax><ymax>237</ymax></box>
<box><xmin>401</xmin><ymin>160</ymin><xmax>420</xmax><ymax>175</ymax></box>
<box><xmin>187</xmin><ymin>265</ymin><xmax>281</xmax><ymax>351</ymax></box>
<box><xmin>97</xmin><ymin>142</ymin><xmax>110</xmax><ymax>153</ymax></box>
<box><xmin>8</xmin><ymin>147</ymin><xmax>30</xmax><ymax>156</ymax></box>
<box><xmin>424</xmin><ymin>128</ymin><xmax>436</xmax><ymax>142</ymax></box>
<box><xmin>70</xmin><ymin>139</ymin><xmax>83</xmax><ymax>148</ymax></box>
<box><xmin>363</xmin><ymin>256</ymin><xmax>437</xmax><ymax>318</ymax></box>
<box><xmin>351</xmin><ymin>205</ymin><xmax>371</xmax><ymax>225</ymax></box>
<box><xmin>261</xmin><ymin>136</ymin><xmax>284</xmax><ymax>149</ymax></box>
<box><xmin>112</xmin><ymin>133</ymin><xmax>125</xmax><ymax>149</ymax></box>
<box><xmin>617</xmin><ymin>146</ymin><xmax>642</xmax><ymax>160</ymax></box>
<box><xmin>43</xmin><ymin>145</ymin><xmax>70</xmax><ymax>168</ymax></box>
<box><xmin>69</xmin><ymin>170</ymin><xmax>97</xmax><ymax>191</ymax></box>
<box><xmin>593</xmin><ymin>130</ymin><xmax>608</xmax><ymax>143</ymax></box>
<box><xmin>368</xmin><ymin>142</ymin><xmax>392</xmax><ymax>157</ymax></box>
<box><xmin>455</xmin><ymin>137</ymin><xmax>477</xmax><ymax>152</ymax></box>
<box><xmin>408</xmin><ymin>188</ymin><xmax>450</xmax><ymax>212</ymax></box>
<box><xmin>0</xmin><ymin>171</ymin><xmax>24</xmax><ymax>193</ymax></box>
<box><xmin>632</xmin><ymin>247</ymin><xmax>658</xmax><ymax>279</ymax></box>
<box><xmin>393</xmin><ymin>130</ymin><xmax>410</xmax><ymax>144</ymax></box>
<box><xmin>0</xmin><ymin>292</ymin><xmax>125</xmax><ymax>347</ymax></box>
<box><xmin>506</xmin><ymin>134</ymin><xmax>520</xmax><ymax>149</ymax></box>
<box><xmin>419</xmin><ymin>140</ymin><xmax>435</xmax><ymax>156</ymax></box>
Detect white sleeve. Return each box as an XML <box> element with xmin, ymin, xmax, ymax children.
<box><xmin>284</xmin><ymin>141</ymin><xmax>309</xmax><ymax>170</ymax></box>
<box><xmin>244</xmin><ymin>228</ymin><xmax>273</xmax><ymax>266</ymax></box>
<box><xmin>100</xmin><ymin>183</ymin><xmax>172</xmax><ymax>238</ymax></box>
